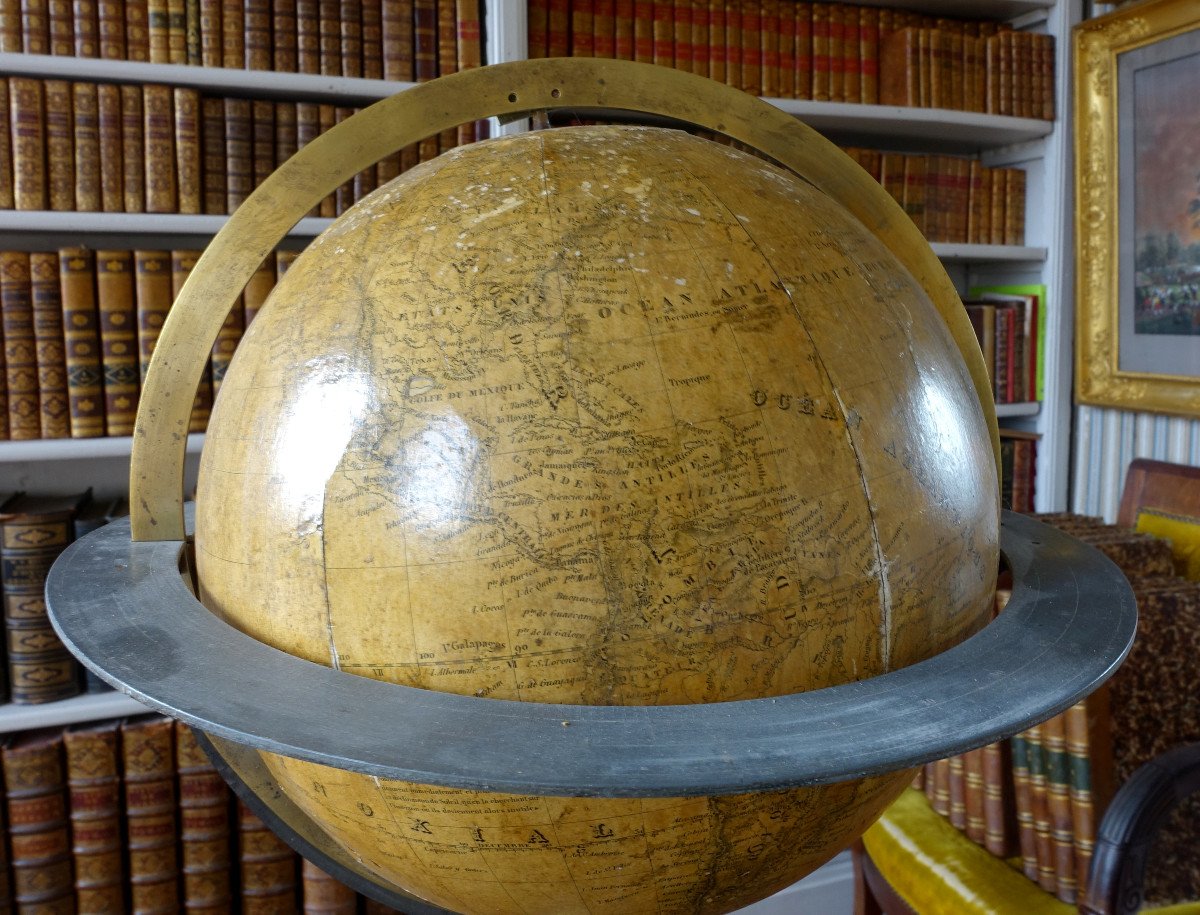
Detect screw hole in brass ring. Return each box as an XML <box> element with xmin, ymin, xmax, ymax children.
<box><xmin>508</xmin><ymin>91</ymin><xmax>518</xmax><ymax>102</ymax></box>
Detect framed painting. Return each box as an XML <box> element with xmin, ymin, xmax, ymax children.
<box><xmin>1075</xmin><ymin>0</ymin><xmax>1200</xmax><ymax>416</ymax></box>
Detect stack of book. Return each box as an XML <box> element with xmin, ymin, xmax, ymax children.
<box><xmin>529</xmin><ymin>0</ymin><xmax>1054</xmax><ymax>118</ymax></box>
<box><xmin>0</xmin><ymin>247</ymin><xmax>285</xmax><ymax>441</ymax></box>
<box><xmin>921</xmin><ymin>516</ymin><xmax>1200</xmax><ymax>906</ymax></box>
<box><xmin>844</xmin><ymin>147</ymin><xmax>1027</xmax><ymax>246</ymax></box>
<box><xmin>0</xmin><ymin>0</ymin><xmax>481</xmax><ymax>84</ymax></box>
<box><xmin>0</xmin><ymin>714</ymin><xmax>404</xmax><ymax>911</ymax></box>
<box><xmin>2</xmin><ymin>76</ymin><xmax>484</xmax><ymax>217</ymax></box>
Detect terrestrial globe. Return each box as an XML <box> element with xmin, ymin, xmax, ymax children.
<box><xmin>191</xmin><ymin>122</ymin><xmax>998</xmax><ymax>914</ymax></box>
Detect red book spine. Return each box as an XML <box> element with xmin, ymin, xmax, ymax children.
<box><xmin>526</xmin><ymin>0</ymin><xmax>547</xmax><ymax>57</ymax></box>
<box><xmin>632</xmin><ymin>0</ymin><xmax>651</xmax><ymax>63</ymax></box>
<box><xmin>759</xmin><ymin>0</ymin><xmax>778</xmax><ymax>96</ymax></box>
<box><xmin>593</xmin><ymin>0</ymin><xmax>614</xmax><ymax>57</ymax></box>
<box><xmin>738</xmin><ymin>0</ymin><xmax>759</xmax><ymax>93</ymax></box>
<box><xmin>672</xmin><ymin>0</ymin><xmax>692</xmax><ymax>73</ymax></box>
<box><xmin>545</xmin><ymin>0</ymin><xmax>567</xmax><ymax>57</ymax></box>
<box><xmin>571</xmin><ymin>0</ymin><xmax>593</xmax><ymax>56</ymax></box>
<box><xmin>613</xmin><ymin>0</ymin><xmax>632</xmax><ymax>59</ymax></box>
<box><xmin>651</xmin><ymin>0</ymin><xmax>671</xmax><ymax>68</ymax></box>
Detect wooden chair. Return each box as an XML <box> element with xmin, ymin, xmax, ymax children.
<box><xmin>854</xmin><ymin>458</ymin><xmax>1200</xmax><ymax>915</ymax></box>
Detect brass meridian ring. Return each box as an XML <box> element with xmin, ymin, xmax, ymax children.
<box><xmin>130</xmin><ymin>57</ymin><xmax>1000</xmax><ymax>542</ymax></box>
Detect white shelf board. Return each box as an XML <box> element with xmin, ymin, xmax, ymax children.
<box><xmin>0</xmin><ymin>52</ymin><xmax>414</xmax><ymax>104</ymax></box>
<box><xmin>0</xmin><ymin>433</ymin><xmax>204</xmax><ymax>462</ymax></box>
<box><xmin>0</xmin><ymin>211</ymin><xmax>332</xmax><ymax>240</ymax></box>
<box><xmin>0</xmin><ymin>691</ymin><xmax>150</xmax><ymax>734</ymax></box>
<box><xmin>996</xmin><ymin>402</ymin><xmax>1040</xmax><ymax>418</ymax></box>
<box><xmin>769</xmin><ymin>98</ymin><xmax>1053</xmax><ymax>148</ymax></box>
<box><xmin>933</xmin><ymin>243</ymin><xmax>1048</xmax><ymax>264</ymax></box>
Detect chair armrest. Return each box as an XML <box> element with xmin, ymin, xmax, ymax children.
<box><xmin>1080</xmin><ymin>743</ymin><xmax>1200</xmax><ymax>915</ymax></box>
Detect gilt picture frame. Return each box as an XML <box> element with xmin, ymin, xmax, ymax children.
<box><xmin>1075</xmin><ymin>0</ymin><xmax>1200</xmax><ymax>416</ymax></box>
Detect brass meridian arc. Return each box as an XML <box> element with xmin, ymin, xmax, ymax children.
<box><xmin>130</xmin><ymin>57</ymin><xmax>1000</xmax><ymax>542</ymax></box>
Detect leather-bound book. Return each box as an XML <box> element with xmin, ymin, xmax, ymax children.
<box><xmin>613</xmin><ymin>0</ymin><xmax>632</xmax><ymax>60</ymax></box>
<box><xmin>793</xmin><ymin>1</ymin><xmax>810</xmax><ymax>99</ymax></box>
<box><xmin>10</xmin><ymin>77</ymin><xmax>48</xmax><ymax>211</ymax></box>
<box><xmin>73</xmin><ymin>0</ymin><xmax>100</xmax><ymax>55</ymax></box>
<box><xmin>3</xmin><ymin>729</ymin><xmax>73</xmax><ymax>911</ymax></box>
<box><xmin>858</xmin><ymin>5</ymin><xmax>878</xmax><ymax>103</ymax></box>
<box><xmin>143</xmin><ymin>83</ymin><xmax>178</xmax><ymax>213</ymax></box>
<box><xmin>170</xmin><ymin>250</ymin><xmax>213</xmax><ymax>433</ymax></box>
<box><xmin>59</xmin><ymin>247</ymin><xmax>104</xmax><ymax>438</ymax></box>
<box><xmin>96</xmin><ymin>249</ymin><xmax>139</xmax><ymax>435</ymax></box>
<box><xmin>380</xmin><ymin>0</ymin><xmax>413</xmax><ymax>79</ymax></box>
<box><xmin>176</xmin><ymin>722</ymin><xmax>233</xmax><ymax>913</ymax></box>
<box><xmin>981</xmin><ymin>740</ymin><xmax>1017</xmax><ymax>857</ymax></box>
<box><xmin>21</xmin><ymin>0</ymin><xmax>50</xmax><ymax>51</ymax></box>
<box><xmin>273</xmin><ymin>0</ymin><xmax>297</xmax><ymax>70</ymax></box>
<box><xmin>301</xmin><ymin>859</ymin><xmax>355</xmax><ymax>913</ymax></box>
<box><xmin>121</xmin><ymin>85</ymin><xmax>146</xmax><ymax>212</ymax></box>
<box><xmin>241</xmin><ymin>256</ymin><xmax>275</xmax><ymax>327</ymax></box>
<box><xmin>879</xmin><ymin>26</ymin><xmax>917</xmax><ymax>106</ymax></box>
<box><xmin>238</xmin><ymin>802</ymin><xmax>298</xmax><ymax>913</ymax></box>
<box><xmin>200</xmin><ymin>97</ymin><xmax>225</xmax><ymax>215</ymax></box>
<box><xmin>29</xmin><ymin>251</ymin><xmax>69</xmax><ymax>439</ymax></box>
<box><xmin>340</xmin><ymin>0</ymin><xmax>363</xmax><ymax>77</ymax></box>
<box><xmin>962</xmin><ymin>748</ymin><xmax>986</xmax><ymax>844</ymax></box>
<box><xmin>296</xmin><ymin>0</ymin><xmax>320</xmax><ymax>71</ymax></box>
<box><xmin>97</xmin><ymin>83</ymin><xmax>123</xmax><ymax>212</ymax></box>
<box><xmin>220</xmin><ymin>0</ymin><xmax>242</xmax><ymax>67</ymax></box>
<box><xmin>244</xmin><ymin>0</ymin><xmax>270</xmax><ymax>68</ymax></box>
<box><xmin>0</xmin><ymin>81</ymin><xmax>11</xmax><ymax>210</ymax></box>
<box><xmin>134</xmin><ymin>250</ymin><xmax>171</xmax><ymax>384</ymax></box>
<box><xmin>1005</xmin><ymin>167</ymin><xmax>1026</xmax><ymax>246</ymax></box>
<box><xmin>184</xmin><ymin>0</ymin><xmax>200</xmax><ymax>62</ymax></box>
<box><xmin>0</xmin><ymin>0</ymin><xmax>18</xmax><ymax>49</ymax></box>
<box><xmin>650</xmin><ymin>0</ymin><xmax>671</xmax><ymax>68</ymax></box>
<box><xmin>40</xmin><ymin>80</ymin><xmax>74</xmax><ymax>215</ymax></box>
<box><xmin>947</xmin><ymin>752</ymin><xmax>966</xmax><ymax>830</ymax></box>
<box><xmin>454</xmin><ymin>0</ymin><xmax>480</xmax><ymax>145</ymax></box>
<box><xmin>318</xmin><ymin>0</ymin><xmax>339</xmax><ymax>73</ymax></box>
<box><xmin>1</xmin><ymin>251</ymin><xmax>40</xmax><ymax>440</ymax></box>
<box><xmin>126</xmin><ymin>0</ymin><xmax>150</xmax><ymax>59</ymax></box>
<box><xmin>1042</xmin><ymin>711</ymin><xmax>1077</xmax><ymax>903</ymax></box>
<box><xmin>174</xmin><ymin>87</ymin><xmax>201</xmax><ymax>214</ymax></box>
<box><xmin>51</xmin><ymin>0</ymin><xmax>75</xmax><ymax>52</ymax></box>
<box><xmin>571</xmin><ymin>0</ymin><xmax>593</xmax><ymax>56</ymax></box>
<box><xmin>64</xmin><ymin>720</ymin><xmax>125</xmax><ymax>914</ymax></box>
<box><xmin>250</xmin><ymin>98</ymin><xmax>274</xmax><ymax>191</ymax></box>
<box><xmin>361</xmin><ymin>0</ymin><xmax>381</xmax><ymax>78</ymax></box>
<box><xmin>148</xmin><ymin>0</ymin><xmax>170</xmax><ymax>60</ymax></box>
<box><xmin>96</xmin><ymin>0</ymin><xmax>123</xmax><ymax>55</ymax></box>
<box><xmin>774</xmin><ymin>0</ymin><xmax>793</xmax><ymax>97</ymax></box>
<box><xmin>166</xmin><ymin>0</ymin><xmax>185</xmax><ymax>62</ymax></box>
<box><xmin>0</xmin><ymin>493</ymin><xmax>88</xmax><ymax>703</ymax></box>
<box><xmin>210</xmin><ymin>291</ymin><xmax>242</xmax><ymax>399</ymax></box>
<box><xmin>526</xmin><ymin>0</ymin><xmax>546</xmax><ymax>57</ymax></box>
<box><xmin>809</xmin><ymin>1</ymin><xmax>829</xmax><ymax>101</ymax></box>
<box><xmin>122</xmin><ymin>716</ymin><xmax>179</xmax><ymax>915</ymax></box>
<box><xmin>274</xmin><ymin>101</ymin><xmax>296</xmax><ymax>170</ymax></box>
<box><xmin>413</xmin><ymin>0</ymin><xmax>437</xmax><ymax>160</ymax></box>
<box><xmin>199</xmin><ymin>0</ymin><xmax>220</xmax><ymax>65</ymax></box>
<box><xmin>73</xmin><ymin>81</ymin><xmax>102</xmax><ymax>211</ymax></box>
<box><xmin>224</xmin><ymin>96</ymin><xmax>253</xmax><ymax>212</ymax></box>
<box><xmin>631</xmin><ymin>0</ymin><xmax>650</xmax><ymax>64</ymax></box>
<box><xmin>295</xmin><ymin>101</ymin><xmax>320</xmax><ymax>215</ymax></box>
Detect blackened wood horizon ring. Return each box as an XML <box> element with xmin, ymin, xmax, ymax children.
<box><xmin>129</xmin><ymin>57</ymin><xmax>999</xmax><ymax>544</ymax></box>
<box><xmin>47</xmin><ymin>508</ymin><xmax>1135</xmax><ymax>799</ymax></box>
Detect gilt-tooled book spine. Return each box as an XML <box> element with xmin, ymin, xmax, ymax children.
<box><xmin>775</xmin><ymin>0</ymin><xmax>794</xmax><ymax>99</ymax></box>
<box><xmin>0</xmin><ymin>81</ymin><xmax>11</xmax><ymax>210</ymax></box>
<box><xmin>878</xmin><ymin>26</ymin><xmax>916</xmax><ymax>107</ymax></box>
<box><xmin>97</xmin><ymin>0</ymin><xmax>124</xmax><ymax>56</ymax></box>
<box><xmin>73</xmin><ymin>81</ymin><xmax>102</xmax><ymax>212</ymax></box>
<box><xmin>22</xmin><ymin>0</ymin><xmax>50</xmax><ymax>51</ymax></box>
<box><xmin>301</xmin><ymin>858</ymin><xmax>356</xmax><ymax>913</ymax></box>
<box><xmin>1042</xmin><ymin>711</ymin><xmax>1076</xmax><ymax>903</ymax></box>
<box><xmin>318</xmin><ymin>104</ymin><xmax>338</xmax><ymax>216</ymax></box>
<box><xmin>200</xmin><ymin>97</ymin><xmax>226</xmax><ymax>215</ymax></box>
<box><xmin>380</xmin><ymin>0</ymin><xmax>411</xmax><ymax>78</ymax></box>
<box><xmin>10</xmin><ymin>77</ymin><xmax>48</xmax><ymax>211</ymax></box>
<box><xmin>0</xmin><ymin>494</ymin><xmax>86</xmax><ymax>704</ymax></box>
<box><xmin>295</xmin><ymin>101</ymin><xmax>320</xmax><ymax>215</ymax></box>
<box><xmin>244</xmin><ymin>0</ymin><xmax>271</xmax><ymax>68</ymax></box>
<box><xmin>962</xmin><ymin>748</ymin><xmax>986</xmax><ymax>845</ymax></box>
<box><xmin>220</xmin><ymin>0</ymin><xmax>243</xmax><ymax>67</ymax></box>
<box><xmin>1005</xmin><ymin>167</ymin><xmax>1026</xmax><ymax>246</ymax></box>
<box><xmin>59</xmin><ymin>247</ymin><xmax>105</xmax><ymax>438</ymax></box>
<box><xmin>97</xmin><ymin>83</ymin><xmax>124</xmax><ymax>212</ymax></box>
<box><xmin>274</xmin><ymin>101</ymin><xmax>297</xmax><ymax>171</ymax></box>
<box><xmin>251</xmin><ymin>98</ymin><xmax>274</xmax><ymax>191</ymax></box>
<box><xmin>317</xmin><ymin>0</ymin><xmax>339</xmax><ymax>73</ymax></box>
<box><xmin>1026</xmin><ymin>722</ymin><xmax>1056</xmax><ymax>892</ymax></box>
<box><xmin>740</xmin><ymin>0</ymin><xmax>763</xmax><ymax>94</ymax></box>
<box><xmin>0</xmin><ymin>0</ymin><xmax>18</xmax><ymax>50</ymax></box>
<box><xmin>809</xmin><ymin>2</ymin><xmax>830</xmax><ymax>101</ymax></box>
<box><xmin>239</xmin><ymin>802</ymin><xmax>298</xmax><ymax>913</ymax></box>
<box><xmin>44</xmin><ymin>79</ymin><xmax>75</xmax><ymax>212</ymax></box>
<box><xmin>134</xmin><ymin>250</ymin><xmax>171</xmax><ymax>384</ymax></box>
<box><xmin>273</xmin><ymin>0</ymin><xmax>297</xmax><ymax>70</ymax></box>
<box><xmin>29</xmin><ymin>252</ymin><xmax>69</xmax><ymax>439</ymax></box>
<box><xmin>526</xmin><ymin>0</ymin><xmax>547</xmax><ymax>57</ymax></box>
<box><xmin>199</xmin><ymin>0</ymin><xmax>221</xmax><ymax>65</ymax></box>
<box><xmin>982</xmin><ymin>740</ymin><xmax>1016</xmax><ymax>857</ymax></box>
<box><xmin>1065</xmin><ymin>699</ymin><xmax>1100</xmax><ymax>897</ymax></box>
<box><xmin>1</xmin><ymin>252</ymin><xmax>40</xmax><ymax>440</ymax></box>
<box><xmin>123</xmin><ymin>716</ymin><xmax>180</xmax><ymax>915</ymax></box>
<box><xmin>121</xmin><ymin>84</ymin><xmax>147</xmax><ymax>212</ymax></box>
<box><xmin>148</xmin><ymin>0</ymin><xmax>170</xmax><ymax>60</ymax></box>
<box><xmin>176</xmin><ymin>722</ymin><xmax>233</xmax><ymax>913</ymax></box>
<box><xmin>762</xmin><ymin>0</ymin><xmax>781</xmax><ymax>93</ymax></box>
<box><xmin>613</xmin><ymin>0</ymin><xmax>633</xmax><ymax>60</ymax></box>
<box><xmin>1011</xmin><ymin>729</ymin><xmax>1037</xmax><ymax>879</ymax></box>
<box><xmin>724</xmin><ymin>0</ymin><xmax>742</xmax><ymax>89</ymax></box>
<box><xmin>361</xmin><ymin>0</ymin><xmax>381</xmax><ymax>78</ymax></box>
<box><xmin>126</xmin><ymin>0</ymin><xmax>151</xmax><ymax>59</ymax></box>
<box><xmin>224</xmin><ymin>96</ymin><xmax>252</xmax><ymax>212</ymax></box>
<box><xmin>947</xmin><ymin>752</ymin><xmax>966</xmax><ymax>830</ymax></box>
<box><xmin>185</xmin><ymin>0</ymin><xmax>200</xmax><ymax>63</ymax></box>
<box><xmin>631</xmin><ymin>0</ymin><xmax>651</xmax><ymax>64</ymax></box>
<box><xmin>143</xmin><ymin>83</ymin><xmax>178</xmax><ymax>213</ymax></box>
<box><xmin>296</xmin><ymin>0</ymin><xmax>320</xmax><ymax>71</ymax></box>
<box><xmin>435</xmin><ymin>0</ymin><xmax>456</xmax><ymax>150</ymax></box>
<box><xmin>3</xmin><ymin>730</ymin><xmax>74</xmax><ymax>910</ymax></box>
<box><xmin>839</xmin><ymin>3</ymin><xmax>860</xmax><ymax>105</ymax></box>
<box><xmin>668</xmin><ymin>0</ymin><xmax>687</xmax><ymax>74</ymax></box>
<box><xmin>49</xmin><ymin>0</ymin><xmax>75</xmax><ymax>54</ymax></box>
<box><xmin>96</xmin><ymin>249</ymin><xmax>139</xmax><ymax>435</ymax></box>
<box><xmin>650</xmin><ymin>0</ymin><xmax>671</xmax><ymax>69</ymax></box>
<box><xmin>64</xmin><ymin>721</ymin><xmax>125</xmax><ymax>914</ymax></box>
<box><xmin>174</xmin><ymin>87</ymin><xmax>201</xmax><ymax>214</ymax></box>
<box><xmin>339</xmin><ymin>0</ymin><xmax>363</xmax><ymax>77</ymax></box>
<box><xmin>793</xmin><ymin>2</ymin><xmax>810</xmax><ymax>99</ymax></box>
<box><xmin>334</xmin><ymin>107</ymin><xmax>355</xmax><ymax>211</ymax></box>
<box><xmin>170</xmin><ymin>250</ymin><xmax>213</xmax><ymax>433</ymax></box>
<box><xmin>858</xmin><ymin>6</ymin><xmax>878</xmax><ymax>103</ymax></box>
<box><xmin>166</xmin><ymin>0</ymin><xmax>186</xmax><ymax>61</ymax></box>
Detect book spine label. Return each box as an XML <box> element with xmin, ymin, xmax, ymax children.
<box><xmin>59</xmin><ymin>248</ymin><xmax>104</xmax><ymax>439</ymax></box>
<box><xmin>97</xmin><ymin>83</ymin><xmax>124</xmax><ymax>212</ymax></box>
<box><xmin>10</xmin><ymin>77</ymin><xmax>48</xmax><ymax>211</ymax></box>
<box><xmin>73</xmin><ymin>81</ymin><xmax>102</xmax><ymax>211</ymax></box>
<box><xmin>44</xmin><ymin>79</ymin><xmax>75</xmax><ymax>213</ymax></box>
<box><xmin>96</xmin><ymin>250</ymin><xmax>139</xmax><ymax>435</ymax></box>
<box><xmin>174</xmin><ymin>87</ymin><xmax>202</xmax><ymax>214</ymax></box>
<box><xmin>29</xmin><ymin>252</ymin><xmax>69</xmax><ymax>439</ymax></box>
<box><xmin>1</xmin><ymin>252</ymin><xmax>39</xmax><ymax>440</ymax></box>
<box><xmin>121</xmin><ymin>85</ymin><xmax>147</xmax><ymax>213</ymax></box>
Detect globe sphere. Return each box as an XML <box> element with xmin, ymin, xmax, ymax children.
<box><xmin>195</xmin><ymin>125</ymin><xmax>998</xmax><ymax>914</ymax></box>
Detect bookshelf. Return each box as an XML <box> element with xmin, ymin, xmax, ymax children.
<box><xmin>0</xmin><ymin>0</ymin><xmax>1073</xmax><ymax>852</ymax></box>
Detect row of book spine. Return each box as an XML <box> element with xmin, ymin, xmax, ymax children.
<box><xmin>529</xmin><ymin>0</ymin><xmax>1054</xmax><ymax>119</ymax></box>
<box><xmin>2</xmin><ymin>75</ymin><xmax>488</xmax><ymax>215</ymax></box>
<box><xmin>925</xmin><ymin>515</ymin><xmax>1200</xmax><ymax>907</ymax></box>
<box><xmin>844</xmin><ymin>147</ymin><xmax>1026</xmax><ymax>247</ymax></box>
<box><xmin>1</xmin><ymin>0</ymin><xmax>482</xmax><ymax>82</ymax></box>
<box><xmin>0</xmin><ymin>247</ymin><xmax>288</xmax><ymax>443</ymax></box>
<box><xmin>0</xmin><ymin>714</ymin><xmax>402</xmax><ymax>912</ymax></box>
<box><xmin>963</xmin><ymin>291</ymin><xmax>1037</xmax><ymax>405</ymax></box>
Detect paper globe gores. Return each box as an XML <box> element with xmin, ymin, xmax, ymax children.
<box><xmin>194</xmin><ymin>125</ymin><xmax>998</xmax><ymax>914</ymax></box>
